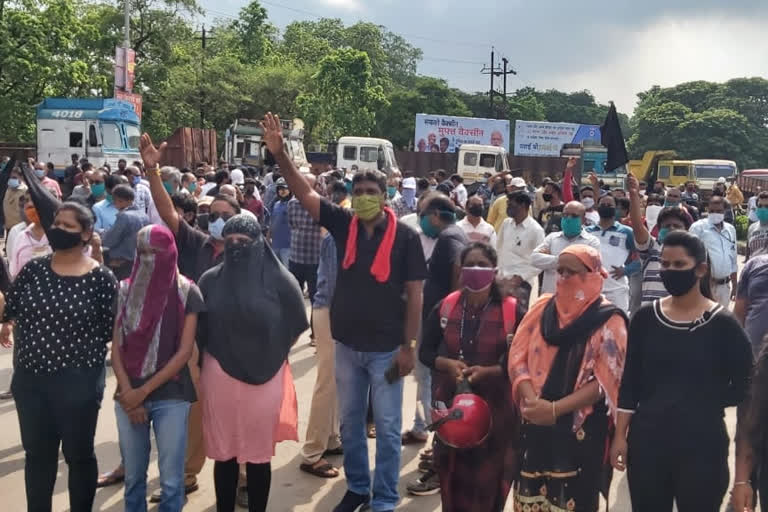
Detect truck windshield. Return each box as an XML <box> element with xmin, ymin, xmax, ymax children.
<box><xmin>673</xmin><ymin>165</ymin><xmax>690</xmax><ymax>177</ymax></box>
<box><xmin>479</xmin><ymin>153</ymin><xmax>496</xmax><ymax>167</ymax></box>
<box><xmin>102</xmin><ymin>123</ymin><xmax>123</xmax><ymax>149</ymax></box>
<box><xmin>695</xmin><ymin>164</ymin><xmax>736</xmax><ymax>180</ymax></box>
<box><xmin>360</xmin><ymin>146</ymin><xmax>378</xmax><ymax>163</ymax></box>
<box><xmin>125</xmin><ymin>124</ymin><xmax>140</xmax><ymax>150</ymax></box>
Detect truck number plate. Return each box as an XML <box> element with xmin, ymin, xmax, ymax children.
<box><xmin>51</xmin><ymin>110</ymin><xmax>84</xmax><ymax>119</ymax></box>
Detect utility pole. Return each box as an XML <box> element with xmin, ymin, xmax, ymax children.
<box><xmin>196</xmin><ymin>25</ymin><xmax>212</xmax><ymax>128</ymax></box>
<box><xmin>123</xmin><ymin>0</ymin><xmax>130</xmax><ymax>48</ymax></box>
<box><xmin>481</xmin><ymin>50</ymin><xmax>517</xmax><ymax>118</ymax></box>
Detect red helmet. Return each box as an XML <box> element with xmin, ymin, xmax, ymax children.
<box><xmin>428</xmin><ymin>380</ymin><xmax>492</xmax><ymax>449</ymax></box>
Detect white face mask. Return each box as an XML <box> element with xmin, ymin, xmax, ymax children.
<box><xmin>582</xmin><ymin>197</ymin><xmax>595</xmax><ymax>209</ymax></box>
<box><xmin>708</xmin><ymin>212</ymin><xmax>725</xmax><ymax>225</ymax></box>
<box><xmin>208</xmin><ymin>217</ymin><xmax>226</xmax><ymax>239</ymax></box>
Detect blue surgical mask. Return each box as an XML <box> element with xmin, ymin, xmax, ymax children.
<box><xmin>106</xmin><ymin>193</ymin><xmax>113</xmax><ymax>204</ymax></box>
<box><xmin>387</xmin><ymin>186</ymin><xmax>397</xmax><ymax>199</ymax></box>
<box><xmin>91</xmin><ymin>183</ymin><xmax>105</xmax><ymax>197</ymax></box>
<box><xmin>419</xmin><ymin>214</ymin><xmax>440</xmax><ymax>239</ymax></box>
<box><xmin>561</xmin><ymin>216</ymin><xmax>582</xmax><ymax>238</ymax></box>
<box><xmin>658</xmin><ymin>227</ymin><xmax>670</xmax><ymax>243</ymax></box>
<box><xmin>757</xmin><ymin>207</ymin><xmax>768</xmax><ymax>223</ymax></box>
<box><xmin>163</xmin><ymin>182</ymin><xmax>175</xmax><ymax>195</ymax></box>
<box><xmin>208</xmin><ymin>217</ymin><xmax>225</xmax><ymax>240</ymax></box>
<box><xmin>34</xmin><ymin>169</ymin><xmax>46</xmax><ymax>179</ymax></box>
<box><xmin>132</xmin><ymin>176</ymin><xmax>141</xmax><ymax>186</ymax></box>
<box><xmin>8</xmin><ymin>178</ymin><xmax>20</xmax><ymax>188</ymax></box>
<box><xmin>188</xmin><ymin>182</ymin><xmax>197</xmax><ymax>193</ymax></box>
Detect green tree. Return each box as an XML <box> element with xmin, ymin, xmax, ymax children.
<box><xmin>296</xmin><ymin>48</ymin><xmax>388</xmax><ymax>143</ymax></box>
<box><xmin>375</xmin><ymin>77</ymin><xmax>471</xmax><ymax>148</ymax></box>
<box><xmin>231</xmin><ymin>0</ymin><xmax>276</xmax><ymax>64</ymax></box>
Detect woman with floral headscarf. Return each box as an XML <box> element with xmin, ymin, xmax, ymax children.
<box><xmin>508</xmin><ymin>244</ymin><xmax>629</xmax><ymax>512</ymax></box>
<box><xmin>111</xmin><ymin>224</ymin><xmax>204</xmax><ymax>512</ymax></box>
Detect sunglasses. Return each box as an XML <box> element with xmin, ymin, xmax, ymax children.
<box><xmin>209</xmin><ymin>212</ymin><xmax>234</xmax><ymax>223</ymax></box>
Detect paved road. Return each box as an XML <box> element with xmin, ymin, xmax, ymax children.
<box><xmin>0</xmin><ymin>309</ymin><xmax>745</xmax><ymax>511</ymax></box>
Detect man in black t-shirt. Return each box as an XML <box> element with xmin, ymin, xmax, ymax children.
<box><xmin>538</xmin><ymin>181</ymin><xmax>565</xmax><ymax>235</ymax></box>
<box><xmin>261</xmin><ymin>113</ymin><xmax>426</xmax><ymax>512</ymax></box>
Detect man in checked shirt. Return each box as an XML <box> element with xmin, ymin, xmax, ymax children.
<box><xmin>288</xmin><ymin>174</ymin><xmax>323</xmax><ymax>342</ymax></box>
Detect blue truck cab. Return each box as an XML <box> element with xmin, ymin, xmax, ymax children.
<box><xmin>36</xmin><ymin>98</ymin><xmax>141</xmax><ymax>176</ymax></box>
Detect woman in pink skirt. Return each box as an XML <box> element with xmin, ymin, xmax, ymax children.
<box><xmin>197</xmin><ymin>215</ymin><xmax>308</xmax><ymax>512</ymax></box>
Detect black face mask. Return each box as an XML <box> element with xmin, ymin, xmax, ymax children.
<box><xmin>197</xmin><ymin>213</ymin><xmax>209</xmax><ymax>232</ymax></box>
<box><xmin>224</xmin><ymin>239</ymin><xmax>257</xmax><ymax>265</ymax></box>
<box><xmin>542</xmin><ymin>193</ymin><xmax>553</xmax><ymax>202</ymax></box>
<box><xmin>467</xmin><ymin>204</ymin><xmax>484</xmax><ymax>217</ymax></box>
<box><xmin>598</xmin><ymin>205</ymin><xmax>616</xmax><ymax>219</ymax></box>
<box><xmin>660</xmin><ymin>268</ymin><xmax>699</xmax><ymax>296</ymax></box>
<box><xmin>48</xmin><ymin>227</ymin><xmax>83</xmax><ymax>251</ymax></box>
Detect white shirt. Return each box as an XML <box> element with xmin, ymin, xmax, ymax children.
<box><xmin>689</xmin><ymin>218</ymin><xmax>738</xmax><ymax>280</ymax></box>
<box><xmin>748</xmin><ymin>196</ymin><xmax>758</xmax><ymax>223</ymax></box>
<box><xmin>453</xmin><ymin>183</ymin><xmax>468</xmax><ymax>208</ymax></box>
<box><xmin>6</xmin><ymin>221</ymin><xmax>27</xmax><ymax>262</ymax></box>
<box><xmin>401</xmin><ymin>213</ymin><xmax>435</xmax><ymax>260</ymax></box>
<box><xmin>585</xmin><ymin>210</ymin><xmax>600</xmax><ymax>226</ymax></box>
<box><xmin>200</xmin><ymin>182</ymin><xmax>217</xmax><ymax>196</ymax></box>
<box><xmin>10</xmin><ymin>225</ymin><xmax>51</xmax><ymax>279</ymax></box>
<box><xmin>458</xmin><ymin>217</ymin><xmax>497</xmax><ymax>247</ymax></box>
<box><xmin>497</xmin><ymin>216</ymin><xmax>545</xmax><ymax>283</ymax></box>
<box><xmin>531</xmin><ymin>230</ymin><xmax>601</xmax><ymax>294</ymax></box>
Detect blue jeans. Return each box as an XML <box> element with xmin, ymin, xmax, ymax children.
<box><xmin>335</xmin><ymin>342</ymin><xmax>404</xmax><ymax>512</ymax></box>
<box><xmin>276</xmin><ymin>248</ymin><xmax>291</xmax><ymax>266</ymax></box>
<box><xmin>411</xmin><ymin>358</ymin><xmax>432</xmax><ymax>435</ymax></box>
<box><xmin>116</xmin><ymin>399</ymin><xmax>191</xmax><ymax>512</ymax></box>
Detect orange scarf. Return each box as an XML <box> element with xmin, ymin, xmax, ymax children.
<box><xmin>342</xmin><ymin>207</ymin><xmax>397</xmax><ymax>283</ymax></box>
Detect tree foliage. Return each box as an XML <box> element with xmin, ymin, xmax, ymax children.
<box><xmin>628</xmin><ymin>79</ymin><xmax>768</xmax><ymax>169</ymax></box>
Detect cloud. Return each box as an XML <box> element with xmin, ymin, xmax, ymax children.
<box><xmin>540</xmin><ymin>14</ymin><xmax>768</xmax><ymax>111</ymax></box>
<box><xmin>314</xmin><ymin>0</ymin><xmax>363</xmax><ymax>11</ymax></box>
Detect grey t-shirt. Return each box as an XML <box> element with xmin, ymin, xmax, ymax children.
<box><xmin>748</xmin><ymin>222</ymin><xmax>768</xmax><ymax>259</ymax></box>
<box><xmin>737</xmin><ymin>254</ymin><xmax>768</xmax><ymax>356</ymax></box>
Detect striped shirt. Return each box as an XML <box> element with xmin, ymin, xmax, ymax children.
<box><xmin>637</xmin><ymin>237</ymin><xmax>668</xmax><ymax>304</ymax></box>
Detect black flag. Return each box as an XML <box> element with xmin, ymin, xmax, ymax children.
<box><xmin>601</xmin><ymin>102</ymin><xmax>628</xmax><ymax>172</ymax></box>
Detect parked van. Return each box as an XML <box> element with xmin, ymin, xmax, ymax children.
<box><xmin>336</xmin><ymin>137</ymin><xmax>400</xmax><ymax>175</ymax></box>
<box><xmin>37</xmin><ymin>98</ymin><xmax>141</xmax><ymax>175</ymax></box>
<box><xmin>456</xmin><ymin>144</ymin><xmax>510</xmax><ymax>184</ymax></box>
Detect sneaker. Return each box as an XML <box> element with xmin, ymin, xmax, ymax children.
<box><xmin>407</xmin><ymin>470</ymin><xmax>440</xmax><ymax>496</ymax></box>
<box><xmin>417</xmin><ymin>459</ymin><xmax>433</xmax><ymax>473</ymax></box>
<box><xmin>332</xmin><ymin>490</ymin><xmax>370</xmax><ymax>512</ymax></box>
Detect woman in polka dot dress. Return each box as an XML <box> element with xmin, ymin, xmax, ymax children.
<box><xmin>1</xmin><ymin>202</ymin><xmax>117</xmax><ymax>512</ymax></box>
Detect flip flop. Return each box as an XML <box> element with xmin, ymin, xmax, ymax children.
<box><xmin>300</xmin><ymin>462</ymin><xmax>340</xmax><ymax>478</ymax></box>
<box><xmin>323</xmin><ymin>447</ymin><xmax>344</xmax><ymax>457</ymax></box>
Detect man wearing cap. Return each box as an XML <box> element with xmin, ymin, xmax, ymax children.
<box><xmin>391</xmin><ymin>177</ymin><xmax>417</xmax><ymax>218</ymax></box>
<box><xmin>488</xmin><ymin>177</ymin><xmax>527</xmax><ymax>232</ymax></box>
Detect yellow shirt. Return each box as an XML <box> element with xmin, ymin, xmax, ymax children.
<box><xmin>487</xmin><ymin>195</ymin><xmax>508</xmax><ymax>232</ymax></box>
<box><xmin>727</xmin><ymin>184</ymin><xmax>744</xmax><ymax>206</ymax></box>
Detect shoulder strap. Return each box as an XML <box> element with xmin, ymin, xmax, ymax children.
<box><xmin>439</xmin><ymin>291</ymin><xmax>463</xmax><ymax>329</ymax></box>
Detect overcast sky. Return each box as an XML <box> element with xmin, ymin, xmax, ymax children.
<box><xmin>202</xmin><ymin>0</ymin><xmax>768</xmax><ymax>114</ymax></box>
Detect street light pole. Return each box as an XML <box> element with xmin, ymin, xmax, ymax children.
<box><xmin>123</xmin><ymin>0</ymin><xmax>130</xmax><ymax>47</ymax></box>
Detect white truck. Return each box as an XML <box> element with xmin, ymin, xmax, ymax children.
<box><xmin>336</xmin><ymin>136</ymin><xmax>400</xmax><ymax>175</ymax></box>
<box><xmin>36</xmin><ymin>98</ymin><xmax>141</xmax><ymax>176</ymax></box>
<box><xmin>456</xmin><ymin>143</ymin><xmax>510</xmax><ymax>184</ymax></box>
<box><xmin>225</xmin><ymin>117</ymin><xmax>310</xmax><ymax>173</ymax></box>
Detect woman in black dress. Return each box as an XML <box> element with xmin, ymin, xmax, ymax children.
<box><xmin>1</xmin><ymin>202</ymin><xmax>117</xmax><ymax>512</ymax></box>
<box><xmin>611</xmin><ymin>231</ymin><xmax>753</xmax><ymax>511</ymax></box>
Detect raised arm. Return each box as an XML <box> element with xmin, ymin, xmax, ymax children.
<box><xmin>261</xmin><ymin>113</ymin><xmax>321</xmax><ymax>221</ymax></box>
<box><xmin>139</xmin><ymin>134</ymin><xmax>180</xmax><ymax>235</ymax></box>
<box><xmin>627</xmin><ymin>173</ymin><xmax>649</xmax><ymax>246</ymax></box>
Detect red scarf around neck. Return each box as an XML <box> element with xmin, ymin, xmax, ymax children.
<box><xmin>342</xmin><ymin>207</ymin><xmax>397</xmax><ymax>283</ymax></box>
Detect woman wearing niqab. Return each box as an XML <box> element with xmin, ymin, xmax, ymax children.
<box><xmin>197</xmin><ymin>214</ymin><xmax>308</xmax><ymax>512</ymax></box>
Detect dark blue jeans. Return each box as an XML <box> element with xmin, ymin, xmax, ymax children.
<box><xmin>12</xmin><ymin>366</ymin><xmax>105</xmax><ymax>512</ymax></box>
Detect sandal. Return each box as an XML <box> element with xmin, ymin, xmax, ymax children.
<box><xmin>401</xmin><ymin>431</ymin><xmax>428</xmax><ymax>445</ymax></box>
<box><xmin>300</xmin><ymin>461</ymin><xmax>340</xmax><ymax>478</ymax></box>
<box><xmin>323</xmin><ymin>446</ymin><xmax>344</xmax><ymax>457</ymax></box>
<box><xmin>96</xmin><ymin>468</ymin><xmax>125</xmax><ymax>488</ymax></box>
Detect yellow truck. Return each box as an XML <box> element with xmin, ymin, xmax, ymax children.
<box><xmin>629</xmin><ymin>151</ymin><xmax>738</xmax><ymax>193</ymax></box>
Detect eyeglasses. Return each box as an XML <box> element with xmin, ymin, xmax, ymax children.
<box><xmin>209</xmin><ymin>212</ymin><xmax>234</xmax><ymax>222</ymax></box>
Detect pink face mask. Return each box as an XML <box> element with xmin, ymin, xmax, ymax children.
<box><xmin>460</xmin><ymin>266</ymin><xmax>497</xmax><ymax>292</ymax></box>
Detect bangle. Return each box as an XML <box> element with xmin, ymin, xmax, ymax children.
<box><xmin>152</xmin><ymin>165</ymin><xmax>161</xmax><ymax>177</ymax></box>
<box><xmin>733</xmin><ymin>481</ymin><xmax>751</xmax><ymax>487</ymax></box>
<box><xmin>552</xmin><ymin>400</ymin><xmax>557</xmax><ymax>422</ymax></box>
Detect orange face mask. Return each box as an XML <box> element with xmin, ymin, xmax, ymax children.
<box><xmin>25</xmin><ymin>204</ymin><xmax>40</xmax><ymax>225</ymax></box>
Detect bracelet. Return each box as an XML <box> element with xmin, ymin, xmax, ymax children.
<box><xmin>552</xmin><ymin>400</ymin><xmax>557</xmax><ymax>422</ymax></box>
<box><xmin>152</xmin><ymin>165</ymin><xmax>161</xmax><ymax>177</ymax></box>
<box><xmin>733</xmin><ymin>481</ymin><xmax>751</xmax><ymax>487</ymax></box>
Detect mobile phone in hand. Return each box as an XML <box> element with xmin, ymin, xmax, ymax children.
<box><xmin>385</xmin><ymin>361</ymin><xmax>400</xmax><ymax>384</ymax></box>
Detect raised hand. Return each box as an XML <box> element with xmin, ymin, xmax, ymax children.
<box><xmin>139</xmin><ymin>133</ymin><xmax>167</xmax><ymax>170</ymax></box>
<box><xmin>260</xmin><ymin>112</ymin><xmax>285</xmax><ymax>158</ymax></box>
<box><xmin>626</xmin><ymin>173</ymin><xmax>640</xmax><ymax>196</ymax></box>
